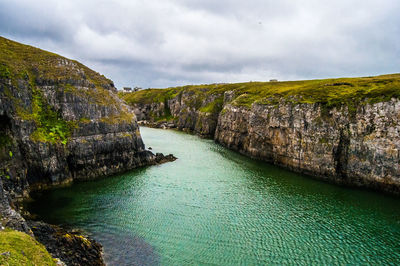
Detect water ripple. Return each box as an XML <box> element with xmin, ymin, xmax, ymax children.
<box><xmin>27</xmin><ymin>127</ymin><xmax>400</xmax><ymax>265</ymax></box>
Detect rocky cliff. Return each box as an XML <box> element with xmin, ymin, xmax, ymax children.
<box><xmin>122</xmin><ymin>74</ymin><xmax>400</xmax><ymax>195</ymax></box>
<box><xmin>131</xmin><ymin>88</ymin><xmax>222</xmax><ymax>137</ymax></box>
<box><xmin>0</xmin><ymin>36</ymin><xmax>173</xmax><ymax>264</ymax></box>
<box><xmin>215</xmin><ymin>98</ymin><xmax>400</xmax><ymax>194</ymax></box>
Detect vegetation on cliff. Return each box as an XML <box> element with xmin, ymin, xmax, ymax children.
<box><xmin>0</xmin><ymin>36</ymin><xmax>112</xmax><ymax>88</ymax></box>
<box><xmin>0</xmin><ymin>229</ymin><xmax>55</xmax><ymax>265</ymax></box>
<box><xmin>121</xmin><ymin>73</ymin><xmax>400</xmax><ymax>114</ymax></box>
<box><xmin>0</xmin><ymin>36</ymin><xmax>133</xmax><ymax>145</ymax></box>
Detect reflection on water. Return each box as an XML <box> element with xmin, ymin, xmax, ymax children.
<box><xmin>27</xmin><ymin>127</ymin><xmax>400</xmax><ymax>265</ymax></box>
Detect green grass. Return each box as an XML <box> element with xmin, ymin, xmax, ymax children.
<box><xmin>0</xmin><ymin>64</ymin><xmax>11</xmax><ymax>79</ymax></box>
<box><xmin>0</xmin><ymin>36</ymin><xmax>134</xmax><ymax>144</ymax></box>
<box><xmin>4</xmin><ymin>83</ymin><xmax>73</xmax><ymax>144</ymax></box>
<box><xmin>0</xmin><ymin>36</ymin><xmax>119</xmax><ymax>109</ymax></box>
<box><xmin>0</xmin><ymin>229</ymin><xmax>55</xmax><ymax>265</ymax></box>
<box><xmin>0</xmin><ymin>36</ymin><xmax>113</xmax><ymax>89</ymax></box>
<box><xmin>121</xmin><ymin>88</ymin><xmax>181</xmax><ymax>105</ymax></box>
<box><xmin>121</xmin><ymin>74</ymin><xmax>400</xmax><ymax>114</ymax></box>
<box><xmin>29</xmin><ymin>88</ymin><xmax>74</xmax><ymax>145</ymax></box>
<box><xmin>199</xmin><ymin>97</ymin><xmax>224</xmax><ymax>113</ymax></box>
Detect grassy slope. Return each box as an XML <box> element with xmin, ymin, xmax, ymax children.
<box><xmin>121</xmin><ymin>74</ymin><xmax>400</xmax><ymax>114</ymax></box>
<box><xmin>0</xmin><ymin>36</ymin><xmax>132</xmax><ymax>144</ymax></box>
<box><xmin>0</xmin><ymin>36</ymin><xmax>112</xmax><ymax>88</ymax></box>
<box><xmin>0</xmin><ymin>229</ymin><xmax>55</xmax><ymax>265</ymax></box>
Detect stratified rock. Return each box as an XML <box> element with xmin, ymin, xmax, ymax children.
<box><xmin>214</xmin><ymin>99</ymin><xmax>400</xmax><ymax>194</ymax></box>
<box><xmin>128</xmin><ymin>78</ymin><xmax>400</xmax><ymax>195</ymax></box>
<box><xmin>132</xmin><ymin>90</ymin><xmax>221</xmax><ymax>137</ymax></box>
<box><xmin>0</xmin><ymin>36</ymin><xmax>166</xmax><ymax>197</ymax></box>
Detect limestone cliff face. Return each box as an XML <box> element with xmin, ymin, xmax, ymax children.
<box><xmin>215</xmin><ymin>94</ymin><xmax>400</xmax><ymax>194</ymax></box>
<box><xmin>0</xmin><ymin>37</ymin><xmax>158</xmax><ymax>229</ymax></box>
<box><xmin>133</xmin><ymin>90</ymin><xmax>221</xmax><ymax>137</ymax></box>
<box><xmin>0</xmin><ymin>37</ymin><xmax>177</xmax><ymax>265</ymax></box>
<box><xmin>130</xmin><ymin>87</ymin><xmax>400</xmax><ymax>194</ymax></box>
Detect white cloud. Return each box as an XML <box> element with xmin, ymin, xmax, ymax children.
<box><xmin>0</xmin><ymin>0</ymin><xmax>399</xmax><ymax>88</ymax></box>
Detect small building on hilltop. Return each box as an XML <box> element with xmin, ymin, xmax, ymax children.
<box><xmin>269</xmin><ymin>79</ymin><xmax>278</xmax><ymax>82</ymax></box>
<box><xmin>123</xmin><ymin>87</ymin><xmax>132</xmax><ymax>92</ymax></box>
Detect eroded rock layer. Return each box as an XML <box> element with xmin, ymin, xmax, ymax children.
<box><xmin>215</xmin><ymin>98</ymin><xmax>400</xmax><ymax>194</ymax></box>
<box><xmin>0</xmin><ymin>36</ymin><xmax>171</xmax><ymax>264</ymax></box>
<box><xmin>0</xmin><ymin>37</ymin><xmax>159</xmax><ymax>198</ymax></box>
<box><xmin>126</xmin><ymin>76</ymin><xmax>400</xmax><ymax>195</ymax></box>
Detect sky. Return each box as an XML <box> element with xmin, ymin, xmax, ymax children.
<box><xmin>0</xmin><ymin>0</ymin><xmax>399</xmax><ymax>89</ymax></box>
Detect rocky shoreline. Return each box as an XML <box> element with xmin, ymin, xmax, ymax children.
<box><xmin>27</xmin><ymin>221</ymin><xmax>104</xmax><ymax>266</ymax></box>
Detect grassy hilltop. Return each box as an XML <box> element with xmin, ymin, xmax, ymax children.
<box><xmin>121</xmin><ymin>73</ymin><xmax>400</xmax><ymax>114</ymax></box>
<box><xmin>0</xmin><ymin>36</ymin><xmax>112</xmax><ymax>88</ymax></box>
<box><xmin>0</xmin><ymin>36</ymin><xmax>131</xmax><ymax>145</ymax></box>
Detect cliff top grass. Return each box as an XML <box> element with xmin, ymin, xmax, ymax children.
<box><xmin>0</xmin><ymin>36</ymin><xmax>133</xmax><ymax>144</ymax></box>
<box><xmin>0</xmin><ymin>36</ymin><xmax>113</xmax><ymax>89</ymax></box>
<box><xmin>0</xmin><ymin>228</ymin><xmax>56</xmax><ymax>265</ymax></box>
<box><xmin>121</xmin><ymin>73</ymin><xmax>400</xmax><ymax>111</ymax></box>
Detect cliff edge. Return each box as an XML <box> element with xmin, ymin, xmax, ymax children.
<box><xmin>122</xmin><ymin>74</ymin><xmax>400</xmax><ymax>195</ymax></box>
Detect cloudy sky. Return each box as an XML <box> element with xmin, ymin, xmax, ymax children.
<box><xmin>0</xmin><ymin>0</ymin><xmax>399</xmax><ymax>88</ymax></box>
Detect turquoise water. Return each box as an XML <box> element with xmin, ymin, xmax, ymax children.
<box><xmin>27</xmin><ymin>127</ymin><xmax>400</xmax><ymax>265</ymax></box>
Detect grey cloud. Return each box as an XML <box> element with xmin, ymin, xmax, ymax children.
<box><xmin>0</xmin><ymin>1</ymin><xmax>75</xmax><ymax>42</ymax></box>
<box><xmin>0</xmin><ymin>0</ymin><xmax>399</xmax><ymax>88</ymax></box>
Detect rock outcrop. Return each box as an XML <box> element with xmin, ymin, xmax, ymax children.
<box><xmin>0</xmin><ymin>36</ymin><xmax>174</xmax><ymax>264</ymax></box>
<box><xmin>28</xmin><ymin>221</ymin><xmax>104</xmax><ymax>266</ymax></box>
<box><xmin>132</xmin><ymin>89</ymin><xmax>222</xmax><ymax>137</ymax></box>
<box><xmin>0</xmin><ymin>37</ymin><xmax>165</xmax><ymax>197</ymax></box>
<box><xmin>215</xmin><ymin>97</ymin><xmax>400</xmax><ymax>194</ymax></box>
<box><xmin>125</xmin><ymin>75</ymin><xmax>400</xmax><ymax>195</ymax></box>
